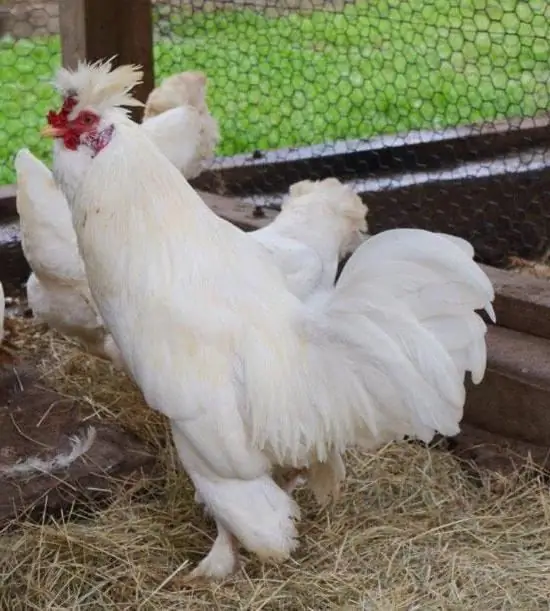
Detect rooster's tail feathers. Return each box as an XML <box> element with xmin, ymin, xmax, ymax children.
<box><xmin>321</xmin><ymin>228</ymin><xmax>495</xmax><ymax>436</ymax></box>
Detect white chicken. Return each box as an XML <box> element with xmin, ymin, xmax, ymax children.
<box><xmin>44</xmin><ymin>60</ymin><xmax>495</xmax><ymax>582</ymax></box>
<box><xmin>250</xmin><ymin>178</ymin><xmax>367</xmax><ymax>301</ymax></box>
<box><xmin>250</xmin><ymin>178</ymin><xmax>368</xmax><ymax>497</ymax></box>
<box><xmin>13</xmin><ymin>160</ymin><xmax>356</xmax><ymax>378</ymax></box>
<box><xmin>141</xmin><ymin>70</ymin><xmax>219</xmax><ymax>180</ymax></box>
<box><xmin>14</xmin><ymin>148</ymin><xmax>124</xmax><ymax>369</ymax></box>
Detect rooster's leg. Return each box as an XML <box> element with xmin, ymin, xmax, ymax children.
<box><xmin>184</xmin><ymin>519</ymin><xmax>240</xmax><ymax>582</ymax></box>
<box><xmin>282</xmin><ymin>468</ymin><xmax>308</xmax><ymax>495</ymax></box>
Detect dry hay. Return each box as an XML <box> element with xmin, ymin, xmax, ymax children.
<box><xmin>509</xmin><ymin>253</ymin><xmax>550</xmax><ymax>280</ymax></box>
<box><xmin>1</xmin><ymin>318</ymin><xmax>550</xmax><ymax>610</ymax></box>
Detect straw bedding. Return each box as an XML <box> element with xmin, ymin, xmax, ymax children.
<box><xmin>1</xmin><ymin>317</ymin><xmax>549</xmax><ymax>610</ymax></box>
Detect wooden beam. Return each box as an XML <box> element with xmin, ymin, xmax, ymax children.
<box><xmin>58</xmin><ymin>0</ymin><xmax>86</xmax><ymax>69</ymax></box>
<box><xmin>59</xmin><ymin>0</ymin><xmax>155</xmax><ymax>122</ymax></box>
<box><xmin>193</xmin><ymin>115</ymin><xmax>550</xmax><ymax>196</ymax></box>
<box><xmin>482</xmin><ymin>265</ymin><xmax>550</xmax><ymax>342</ymax></box>
<box><xmin>464</xmin><ymin>326</ymin><xmax>550</xmax><ymax>448</ymax></box>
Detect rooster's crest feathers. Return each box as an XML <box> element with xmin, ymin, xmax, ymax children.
<box><xmin>54</xmin><ymin>58</ymin><xmax>144</xmax><ymax>117</ymax></box>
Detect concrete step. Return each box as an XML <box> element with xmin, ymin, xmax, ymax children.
<box><xmin>464</xmin><ymin>325</ymin><xmax>550</xmax><ymax>448</ymax></box>
<box><xmin>450</xmin><ymin>422</ymin><xmax>550</xmax><ymax>477</ymax></box>
<box><xmin>482</xmin><ymin>264</ymin><xmax>550</xmax><ymax>342</ymax></box>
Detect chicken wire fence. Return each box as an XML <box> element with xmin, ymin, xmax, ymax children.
<box><xmin>0</xmin><ymin>0</ymin><xmax>60</xmax><ymax>184</ymax></box>
<box><xmin>152</xmin><ymin>0</ymin><xmax>550</xmax><ymax>261</ymax></box>
<box><xmin>0</xmin><ymin>1</ymin><xmax>549</xmax><ymax>257</ymax></box>
<box><xmin>152</xmin><ymin>0</ymin><xmax>549</xmax><ymax>148</ymax></box>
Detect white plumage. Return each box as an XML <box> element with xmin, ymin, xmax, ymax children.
<box><xmin>14</xmin><ymin>148</ymin><xmax>125</xmax><ymax>368</ymax></box>
<box><xmin>47</xmin><ymin>60</ymin><xmax>495</xmax><ymax>581</ymax></box>
<box><xmin>14</xmin><ymin>70</ymin><xmax>218</xmax><ymax>365</ymax></box>
<box><xmin>250</xmin><ymin>178</ymin><xmax>367</xmax><ymax>301</ymax></box>
<box><xmin>141</xmin><ymin>70</ymin><xmax>219</xmax><ymax>180</ymax></box>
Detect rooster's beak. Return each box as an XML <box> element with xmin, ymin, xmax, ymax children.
<box><xmin>40</xmin><ymin>125</ymin><xmax>64</xmax><ymax>138</ymax></box>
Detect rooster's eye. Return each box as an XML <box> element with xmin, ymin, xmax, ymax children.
<box><xmin>81</xmin><ymin>114</ymin><xmax>95</xmax><ymax>125</ymax></box>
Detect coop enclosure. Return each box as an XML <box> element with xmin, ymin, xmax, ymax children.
<box><xmin>0</xmin><ymin>0</ymin><xmax>549</xmax><ymax>266</ymax></box>
<box><xmin>0</xmin><ymin>0</ymin><xmax>550</xmax><ymax>449</ymax></box>
<box><xmin>1</xmin><ymin>6</ymin><xmax>550</xmax><ymax>606</ymax></box>
<box><xmin>0</xmin><ymin>0</ymin><xmax>550</xmax><ymax>426</ymax></box>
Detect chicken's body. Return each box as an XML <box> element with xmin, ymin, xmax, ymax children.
<box><xmin>14</xmin><ymin>149</ymin><xmax>124</xmax><ymax>368</ymax></box>
<box><xmin>48</xmin><ymin>61</ymin><xmax>495</xmax><ymax>581</ymax></box>
<box><xmin>141</xmin><ymin>71</ymin><xmax>219</xmax><ymax>180</ymax></box>
<box><xmin>250</xmin><ymin>178</ymin><xmax>367</xmax><ymax>301</ymax></box>
<box><xmin>250</xmin><ymin>178</ymin><xmax>367</xmax><ymax>497</ymax></box>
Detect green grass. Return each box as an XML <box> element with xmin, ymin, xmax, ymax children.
<box><xmin>0</xmin><ymin>0</ymin><xmax>548</xmax><ymax>185</ymax></box>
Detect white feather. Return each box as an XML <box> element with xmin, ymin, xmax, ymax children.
<box><xmin>141</xmin><ymin>70</ymin><xmax>219</xmax><ymax>180</ymax></box>
<box><xmin>141</xmin><ymin>105</ymin><xmax>217</xmax><ymax>180</ymax></box>
<box><xmin>0</xmin><ymin>426</ymin><xmax>96</xmax><ymax>477</ymax></box>
<box><xmin>14</xmin><ymin>148</ymin><xmax>124</xmax><ymax>369</ymax></box>
<box><xmin>251</xmin><ymin>178</ymin><xmax>367</xmax><ymax>300</ymax></box>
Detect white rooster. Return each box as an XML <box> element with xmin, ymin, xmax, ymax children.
<box><xmin>250</xmin><ymin>178</ymin><xmax>367</xmax><ymax>301</ymax></box>
<box><xmin>141</xmin><ymin>70</ymin><xmax>219</xmax><ymax>180</ymax></box>
<box><xmin>43</xmin><ymin>60</ymin><xmax>495</xmax><ymax>581</ymax></box>
<box><xmin>14</xmin><ymin>148</ymin><xmax>124</xmax><ymax>369</ymax></box>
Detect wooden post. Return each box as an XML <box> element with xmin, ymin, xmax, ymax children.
<box><xmin>58</xmin><ymin>0</ymin><xmax>155</xmax><ymax>122</ymax></box>
<box><xmin>59</xmin><ymin>0</ymin><xmax>87</xmax><ymax>69</ymax></box>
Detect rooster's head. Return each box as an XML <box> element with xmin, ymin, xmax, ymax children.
<box><xmin>41</xmin><ymin>58</ymin><xmax>143</xmax><ymax>154</ymax></box>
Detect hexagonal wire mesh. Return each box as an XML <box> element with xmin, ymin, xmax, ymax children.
<box><xmin>153</xmin><ymin>0</ymin><xmax>550</xmax><ymax>264</ymax></box>
<box><xmin>0</xmin><ymin>0</ymin><xmax>60</xmax><ymax>184</ymax></box>
<box><xmin>0</xmin><ymin>0</ymin><xmax>548</xmax><ymax>265</ymax></box>
<box><xmin>153</xmin><ymin>0</ymin><xmax>546</xmax><ymax>155</ymax></box>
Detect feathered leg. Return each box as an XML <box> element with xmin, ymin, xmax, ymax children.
<box><xmin>282</xmin><ymin>467</ymin><xmax>308</xmax><ymax>494</ymax></box>
<box><xmin>183</xmin><ymin>518</ymin><xmax>240</xmax><ymax>582</ymax></box>
<box><xmin>307</xmin><ymin>451</ymin><xmax>346</xmax><ymax>505</ymax></box>
<box><xmin>171</xmin><ymin>420</ymin><xmax>300</xmax><ymax>581</ymax></box>
<box><xmin>282</xmin><ymin>451</ymin><xmax>346</xmax><ymax>505</ymax></box>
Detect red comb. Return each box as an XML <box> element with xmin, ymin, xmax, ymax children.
<box><xmin>46</xmin><ymin>96</ymin><xmax>77</xmax><ymax>128</ymax></box>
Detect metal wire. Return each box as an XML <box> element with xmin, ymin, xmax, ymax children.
<box><xmin>152</xmin><ymin>0</ymin><xmax>550</xmax><ymax>263</ymax></box>
<box><xmin>0</xmin><ymin>1</ymin><xmax>548</xmax><ymax>263</ymax></box>
<box><xmin>0</xmin><ymin>0</ymin><xmax>60</xmax><ymax>185</ymax></box>
<box><xmin>152</xmin><ymin>1</ymin><xmax>549</xmax><ymax>154</ymax></box>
